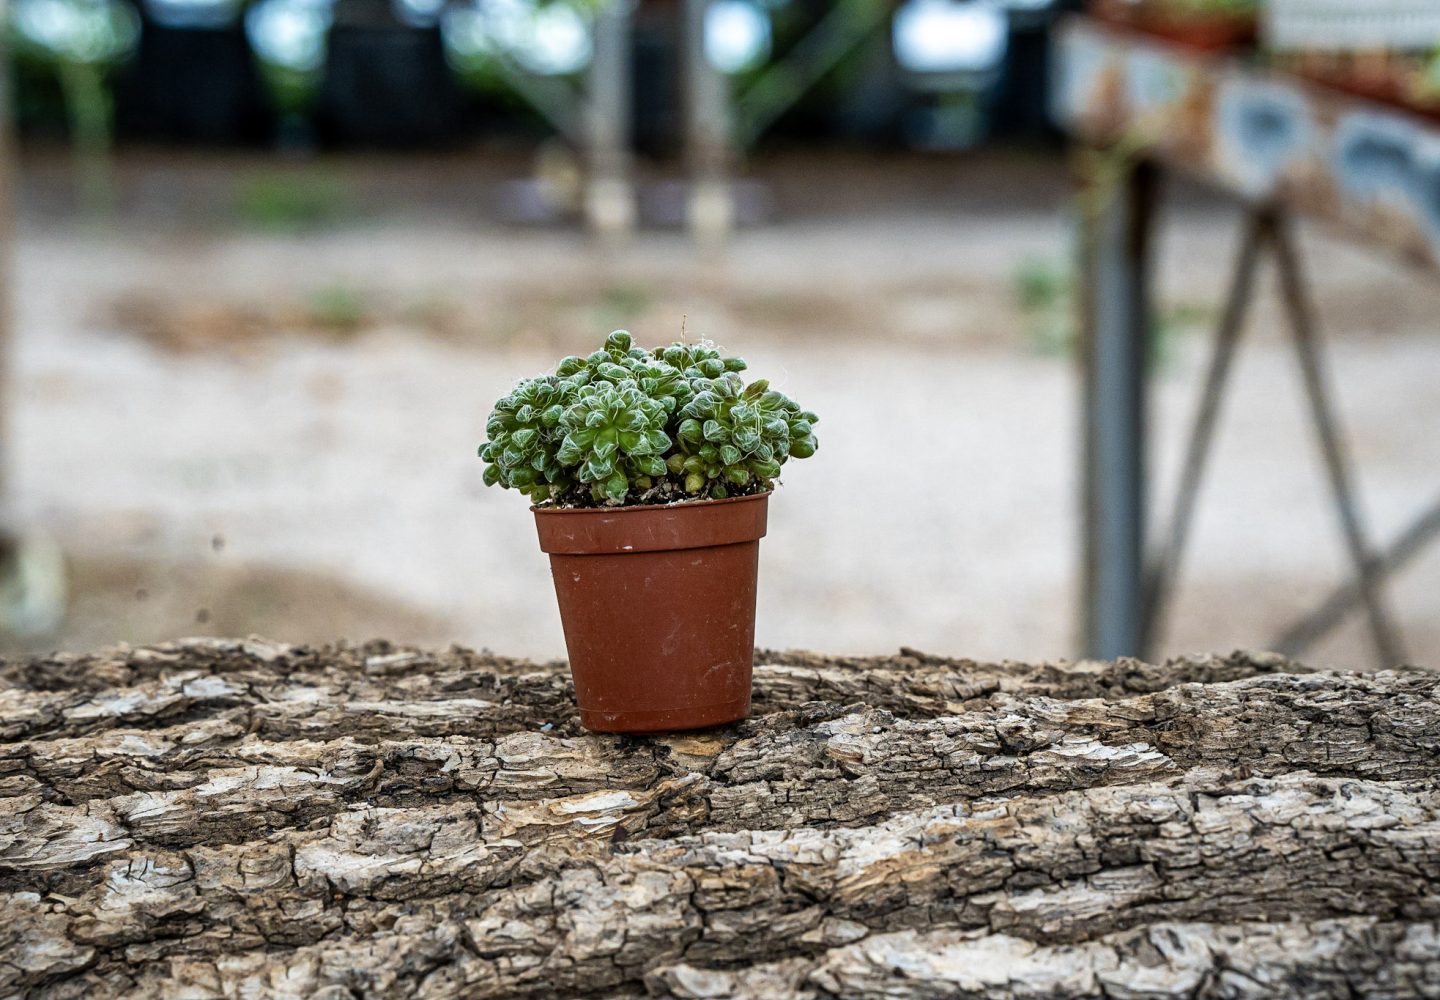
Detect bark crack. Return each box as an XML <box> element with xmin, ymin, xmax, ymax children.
<box><xmin>2</xmin><ymin>641</ymin><xmax>1436</xmax><ymax>998</ymax></box>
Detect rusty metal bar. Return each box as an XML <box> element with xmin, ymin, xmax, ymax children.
<box><xmin>1270</xmin><ymin>215</ymin><xmax>1407</xmax><ymax>668</ymax></box>
<box><xmin>1139</xmin><ymin>208</ymin><xmax>1269</xmax><ymax>655</ymax></box>
<box><xmin>1274</xmin><ymin>495</ymin><xmax>1440</xmax><ymax>658</ymax></box>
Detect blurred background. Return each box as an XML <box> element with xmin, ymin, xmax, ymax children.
<box><xmin>2</xmin><ymin>0</ymin><xmax>1439</xmax><ymax>667</ymax></box>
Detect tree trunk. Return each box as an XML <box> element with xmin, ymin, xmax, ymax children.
<box><xmin>2</xmin><ymin>640</ymin><xmax>1438</xmax><ymax>998</ymax></box>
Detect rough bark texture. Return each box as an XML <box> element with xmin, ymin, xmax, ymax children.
<box><xmin>2</xmin><ymin>639</ymin><xmax>1438</xmax><ymax>998</ymax></box>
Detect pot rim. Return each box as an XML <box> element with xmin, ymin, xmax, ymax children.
<box><xmin>532</xmin><ymin>490</ymin><xmax>770</xmax><ymax>554</ymax></box>
<box><xmin>530</xmin><ymin>489</ymin><xmax>772</xmax><ymax>516</ymax></box>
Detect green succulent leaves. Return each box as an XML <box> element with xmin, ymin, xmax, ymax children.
<box><xmin>479</xmin><ymin>330</ymin><xmax>818</xmax><ymax>505</ymax></box>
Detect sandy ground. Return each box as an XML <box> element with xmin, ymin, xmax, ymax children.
<box><xmin>8</xmin><ymin>147</ymin><xmax>1440</xmax><ymax>669</ymax></box>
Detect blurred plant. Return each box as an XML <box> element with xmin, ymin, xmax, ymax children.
<box><xmin>235</xmin><ymin>171</ymin><xmax>348</xmax><ymax>229</ymax></box>
<box><xmin>1163</xmin><ymin>0</ymin><xmax>1254</xmax><ymax>13</ymax></box>
<box><xmin>1095</xmin><ymin>0</ymin><xmax>1255</xmax><ymax>18</ymax></box>
<box><xmin>595</xmin><ymin>283</ymin><xmax>650</xmax><ymax>329</ymax></box>
<box><xmin>1014</xmin><ymin>255</ymin><xmax>1214</xmax><ymax>367</ymax></box>
<box><xmin>8</xmin><ymin>0</ymin><xmax>140</xmax><ymax>212</ymax></box>
<box><xmin>480</xmin><ymin>329</ymin><xmax>818</xmax><ymax>506</ymax></box>
<box><xmin>1014</xmin><ymin>255</ymin><xmax>1072</xmax><ymax>357</ymax></box>
<box><xmin>306</xmin><ymin>284</ymin><xmax>369</xmax><ymax>331</ymax></box>
<box><xmin>245</xmin><ymin>0</ymin><xmax>334</xmax><ymax>125</ymax></box>
<box><xmin>442</xmin><ymin>0</ymin><xmax>595</xmax><ymax>83</ymax></box>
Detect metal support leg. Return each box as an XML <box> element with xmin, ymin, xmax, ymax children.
<box><xmin>1140</xmin><ymin>209</ymin><xmax>1268</xmax><ymax>655</ymax></box>
<box><xmin>584</xmin><ymin>0</ymin><xmax>635</xmax><ymax>240</ymax></box>
<box><xmin>1080</xmin><ymin>158</ymin><xmax>1158</xmax><ymax>660</ymax></box>
<box><xmin>1270</xmin><ymin>217</ymin><xmax>1406</xmax><ymax>667</ymax></box>
<box><xmin>1275</xmin><ymin>494</ymin><xmax>1440</xmax><ymax>656</ymax></box>
<box><xmin>682</xmin><ymin>0</ymin><xmax>733</xmax><ymax>244</ymax></box>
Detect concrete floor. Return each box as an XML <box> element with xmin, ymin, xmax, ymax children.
<box><xmin>9</xmin><ymin>148</ymin><xmax>1440</xmax><ymax>669</ymax></box>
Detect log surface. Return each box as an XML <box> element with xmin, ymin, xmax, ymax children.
<box><xmin>2</xmin><ymin>640</ymin><xmax>1439</xmax><ymax>999</ymax></box>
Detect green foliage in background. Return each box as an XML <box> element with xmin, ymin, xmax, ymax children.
<box><xmin>1165</xmin><ymin>0</ymin><xmax>1256</xmax><ymax>13</ymax></box>
<box><xmin>1013</xmin><ymin>255</ymin><xmax>1215</xmax><ymax>368</ymax></box>
<box><xmin>8</xmin><ymin>0</ymin><xmax>140</xmax><ymax>213</ymax></box>
<box><xmin>235</xmin><ymin>173</ymin><xmax>349</xmax><ymax>231</ymax></box>
<box><xmin>479</xmin><ymin>330</ymin><xmax>819</xmax><ymax>506</ymax></box>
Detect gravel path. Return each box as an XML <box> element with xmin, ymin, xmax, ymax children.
<box><xmin>10</xmin><ymin>150</ymin><xmax>1440</xmax><ymax>668</ymax></box>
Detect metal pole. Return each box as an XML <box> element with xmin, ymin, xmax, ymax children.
<box><xmin>584</xmin><ymin>0</ymin><xmax>635</xmax><ymax>240</ymax></box>
<box><xmin>0</xmin><ymin>29</ymin><xmax>65</xmax><ymax>638</ymax></box>
<box><xmin>0</xmin><ymin>27</ymin><xmax>12</xmax><ymax>516</ymax></box>
<box><xmin>1079</xmin><ymin>157</ymin><xmax>1158</xmax><ymax>661</ymax></box>
<box><xmin>682</xmin><ymin>0</ymin><xmax>733</xmax><ymax>243</ymax></box>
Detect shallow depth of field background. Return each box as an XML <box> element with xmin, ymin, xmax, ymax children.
<box><xmin>8</xmin><ymin>0</ymin><xmax>1440</xmax><ymax>668</ymax></box>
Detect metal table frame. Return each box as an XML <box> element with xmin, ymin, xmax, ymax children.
<box><xmin>1060</xmin><ymin>18</ymin><xmax>1440</xmax><ymax>664</ymax></box>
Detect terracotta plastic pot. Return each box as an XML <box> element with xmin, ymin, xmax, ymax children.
<box><xmin>533</xmin><ymin>492</ymin><xmax>768</xmax><ymax>734</ymax></box>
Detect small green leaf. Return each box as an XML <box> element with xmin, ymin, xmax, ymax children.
<box><xmin>605</xmin><ymin>472</ymin><xmax>629</xmax><ymax>501</ymax></box>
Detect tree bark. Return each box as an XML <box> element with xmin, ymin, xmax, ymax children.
<box><xmin>2</xmin><ymin>639</ymin><xmax>1437</xmax><ymax>998</ymax></box>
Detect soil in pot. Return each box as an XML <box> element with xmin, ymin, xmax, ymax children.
<box><xmin>533</xmin><ymin>492</ymin><xmax>769</xmax><ymax>734</ymax></box>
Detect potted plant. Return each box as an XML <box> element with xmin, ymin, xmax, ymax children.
<box><xmin>478</xmin><ymin>330</ymin><xmax>819</xmax><ymax>733</ymax></box>
<box><xmin>1091</xmin><ymin>0</ymin><xmax>1258</xmax><ymax>52</ymax></box>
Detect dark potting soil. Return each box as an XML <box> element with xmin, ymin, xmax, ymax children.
<box><xmin>538</xmin><ymin>476</ymin><xmax>773</xmax><ymax>511</ymax></box>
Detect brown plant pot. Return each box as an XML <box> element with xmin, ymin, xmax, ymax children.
<box><xmin>533</xmin><ymin>491</ymin><xmax>769</xmax><ymax>733</ymax></box>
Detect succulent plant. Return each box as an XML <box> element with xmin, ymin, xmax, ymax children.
<box><xmin>480</xmin><ymin>330</ymin><xmax>818</xmax><ymax>506</ymax></box>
